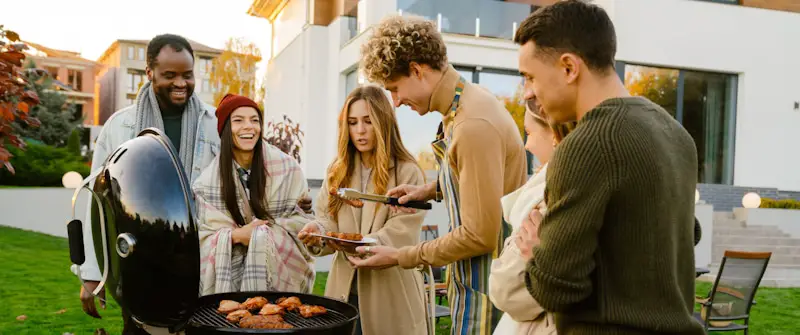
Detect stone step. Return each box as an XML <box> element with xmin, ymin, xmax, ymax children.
<box><xmin>713</xmin><ymin>227</ymin><xmax>789</xmax><ymax>238</ymax></box>
<box><xmin>711</xmin><ymin>252</ymin><xmax>800</xmax><ymax>266</ymax></box>
<box><xmin>713</xmin><ymin>211</ymin><xmax>735</xmax><ymax>220</ymax></box>
<box><xmin>713</xmin><ymin>235</ymin><xmax>800</xmax><ymax>246</ymax></box>
<box><xmin>712</xmin><ymin>219</ymin><xmax>746</xmax><ymax>228</ymax></box>
<box><xmin>712</xmin><ymin>244</ymin><xmax>800</xmax><ymax>256</ymax></box>
<box><xmin>711</xmin><ymin>245</ymin><xmax>800</xmax><ymax>260</ymax></box>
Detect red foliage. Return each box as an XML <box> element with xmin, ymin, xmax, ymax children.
<box><xmin>264</xmin><ymin>115</ymin><xmax>304</xmax><ymax>163</ymax></box>
<box><xmin>0</xmin><ymin>26</ymin><xmax>40</xmax><ymax>173</ymax></box>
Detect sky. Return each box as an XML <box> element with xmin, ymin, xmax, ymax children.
<box><xmin>2</xmin><ymin>0</ymin><xmax>516</xmax><ymax>156</ymax></box>
<box><xmin>2</xmin><ymin>0</ymin><xmax>272</xmax><ymax>80</ymax></box>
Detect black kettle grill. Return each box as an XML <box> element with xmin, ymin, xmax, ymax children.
<box><xmin>67</xmin><ymin>128</ymin><xmax>358</xmax><ymax>334</ymax></box>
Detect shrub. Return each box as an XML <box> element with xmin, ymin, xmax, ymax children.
<box><xmin>0</xmin><ymin>141</ymin><xmax>90</xmax><ymax>187</ymax></box>
<box><xmin>66</xmin><ymin>128</ymin><xmax>81</xmax><ymax>155</ymax></box>
<box><xmin>760</xmin><ymin>197</ymin><xmax>800</xmax><ymax>210</ymax></box>
<box><xmin>264</xmin><ymin>115</ymin><xmax>303</xmax><ymax>163</ymax></box>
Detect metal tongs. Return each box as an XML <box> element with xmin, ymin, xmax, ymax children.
<box><xmin>336</xmin><ymin>188</ymin><xmax>432</xmax><ymax>210</ymax></box>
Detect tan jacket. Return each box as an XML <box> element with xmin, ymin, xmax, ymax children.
<box><xmin>312</xmin><ymin>156</ymin><xmax>428</xmax><ymax>335</ymax></box>
<box><xmin>397</xmin><ymin>64</ymin><xmax>528</xmax><ymax>268</ymax></box>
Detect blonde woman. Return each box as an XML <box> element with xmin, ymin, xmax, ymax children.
<box><xmin>298</xmin><ymin>85</ymin><xmax>428</xmax><ymax>335</ymax></box>
<box><xmin>489</xmin><ymin>100</ymin><xmax>576</xmax><ymax>335</ymax></box>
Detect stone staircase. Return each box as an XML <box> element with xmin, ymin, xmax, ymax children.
<box><xmin>706</xmin><ymin>212</ymin><xmax>800</xmax><ymax>287</ymax></box>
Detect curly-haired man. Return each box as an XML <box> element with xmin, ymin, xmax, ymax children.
<box><xmin>348</xmin><ymin>15</ymin><xmax>527</xmax><ymax>335</ymax></box>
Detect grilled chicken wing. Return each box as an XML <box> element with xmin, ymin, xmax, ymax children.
<box><xmin>259</xmin><ymin>303</ymin><xmax>285</xmax><ymax>316</ymax></box>
<box><xmin>241</xmin><ymin>296</ymin><xmax>268</xmax><ymax>311</ymax></box>
<box><xmin>217</xmin><ymin>300</ymin><xmax>242</xmax><ymax>314</ymax></box>
<box><xmin>239</xmin><ymin>315</ymin><xmax>292</xmax><ymax>329</ymax></box>
<box><xmin>276</xmin><ymin>296</ymin><xmax>302</xmax><ymax>311</ymax></box>
<box><xmin>225</xmin><ymin>309</ymin><xmax>251</xmax><ymax>323</ymax></box>
<box><xmin>298</xmin><ymin>305</ymin><xmax>327</xmax><ymax>318</ymax></box>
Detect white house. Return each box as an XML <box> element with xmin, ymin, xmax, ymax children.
<box><xmin>247</xmin><ymin>0</ymin><xmax>800</xmax><ymax>210</ymax></box>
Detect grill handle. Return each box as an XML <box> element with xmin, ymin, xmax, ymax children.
<box><xmin>69</xmin><ymin>168</ymin><xmax>110</xmax><ymax>302</ymax></box>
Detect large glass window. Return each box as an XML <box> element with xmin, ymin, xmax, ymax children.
<box><xmin>622</xmin><ymin>63</ymin><xmax>737</xmax><ymax>184</ymax></box>
<box><xmin>392</xmin><ymin>66</ymin><xmax>527</xmax><ymax>173</ymax></box>
<box><xmin>344</xmin><ymin>69</ymin><xmax>358</xmax><ymax>99</ymax></box>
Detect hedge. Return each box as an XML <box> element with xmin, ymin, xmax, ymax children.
<box><xmin>0</xmin><ymin>141</ymin><xmax>90</xmax><ymax>187</ymax></box>
<box><xmin>760</xmin><ymin>197</ymin><xmax>800</xmax><ymax>210</ymax></box>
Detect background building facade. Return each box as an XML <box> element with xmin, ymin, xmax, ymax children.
<box><xmin>95</xmin><ymin>39</ymin><xmax>224</xmax><ymax>124</ymax></box>
<box><xmin>248</xmin><ymin>0</ymin><xmax>800</xmax><ymax>209</ymax></box>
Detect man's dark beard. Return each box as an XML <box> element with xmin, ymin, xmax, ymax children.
<box><xmin>153</xmin><ymin>82</ymin><xmax>191</xmax><ymax>113</ymax></box>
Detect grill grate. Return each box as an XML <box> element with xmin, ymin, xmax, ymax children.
<box><xmin>190</xmin><ymin>304</ymin><xmax>351</xmax><ymax>329</ymax></box>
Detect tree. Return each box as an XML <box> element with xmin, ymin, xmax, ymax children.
<box><xmin>498</xmin><ymin>84</ymin><xmax>526</xmax><ymax>140</ymax></box>
<box><xmin>67</xmin><ymin>128</ymin><xmax>81</xmax><ymax>155</ymax></box>
<box><xmin>416</xmin><ymin>150</ymin><xmax>438</xmax><ymax>171</ymax></box>
<box><xmin>0</xmin><ymin>26</ymin><xmax>40</xmax><ymax>173</ymax></box>
<box><xmin>209</xmin><ymin>38</ymin><xmax>264</xmax><ymax>109</ymax></box>
<box><xmin>11</xmin><ymin>60</ymin><xmax>80</xmax><ymax>147</ymax></box>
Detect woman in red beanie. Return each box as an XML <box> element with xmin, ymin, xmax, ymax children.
<box><xmin>192</xmin><ymin>93</ymin><xmax>316</xmax><ymax>295</ymax></box>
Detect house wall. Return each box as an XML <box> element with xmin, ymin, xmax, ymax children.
<box><xmin>606</xmin><ymin>0</ymin><xmax>800</xmax><ymax>191</ymax></box>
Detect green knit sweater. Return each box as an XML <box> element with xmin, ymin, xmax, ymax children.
<box><xmin>525</xmin><ymin>97</ymin><xmax>705</xmax><ymax>334</ymax></box>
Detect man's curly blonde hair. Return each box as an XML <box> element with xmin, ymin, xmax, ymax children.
<box><xmin>360</xmin><ymin>15</ymin><xmax>448</xmax><ymax>84</ymax></box>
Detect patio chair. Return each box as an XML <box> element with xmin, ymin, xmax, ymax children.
<box><xmin>694</xmin><ymin>250</ymin><xmax>771</xmax><ymax>334</ymax></box>
<box><xmin>420</xmin><ymin>225</ymin><xmax>450</xmax><ymax>324</ymax></box>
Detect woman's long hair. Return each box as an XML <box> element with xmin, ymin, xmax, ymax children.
<box><xmin>219</xmin><ymin>120</ymin><xmax>272</xmax><ymax>227</ymax></box>
<box><xmin>326</xmin><ymin>85</ymin><xmax>419</xmax><ymax>220</ymax></box>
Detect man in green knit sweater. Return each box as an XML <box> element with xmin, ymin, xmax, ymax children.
<box><xmin>513</xmin><ymin>1</ymin><xmax>705</xmax><ymax>334</ymax></box>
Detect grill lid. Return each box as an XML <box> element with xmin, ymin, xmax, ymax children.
<box><xmin>89</xmin><ymin>128</ymin><xmax>200</xmax><ymax>328</ymax></box>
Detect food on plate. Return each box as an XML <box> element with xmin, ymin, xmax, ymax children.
<box><xmin>217</xmin><ymin>300</ymin><xmax>242</xmax><ymax>314</ymax></box>
<box><xmin>238</xmin><ymin>315</ymin><xmax>293</xmax><ymax>329</ymax></box>
<box><xmin>241</xmin><ymin>296</ymin><xmax>268</xmax><ymax>311</ymax></box>
<box><xmin>298</xmin><ymin>305</ymin><xmax>328</xmax><ymax>318</ymax></box>
<box><xmin>225</xmin><ymin>309</ymin><xmax>251</xmax><ymax>323</ymax></box>
<box><xmin>325</xmin><ymin>232</ymin><xmax>364</xmax><ymax>242</ymax></box>
<box><xmin>259</xmin><ymin>303</ymin><xmax>286</xmax><ymax>316</ymax></box>
<box><xmin>276</xmin><ymin>296</ymin><xmax>302</xmax><ymax>311</ymax></box>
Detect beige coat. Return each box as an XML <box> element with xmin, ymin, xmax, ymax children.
<box><xmin>312</xmin><ymin>156</ymin><xmax>428</xmax><ymax>335</ymax></box>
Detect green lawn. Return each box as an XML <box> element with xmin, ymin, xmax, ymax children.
<box><xmin>1</xmin><ymin>225</ymin><xmax>798</xmax><ymax>334</ymax></box>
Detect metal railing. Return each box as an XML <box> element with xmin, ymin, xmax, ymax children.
<box><xmin>398</xmin><ymin>0</ymin><xmax>535</xmax><ymax>40</ymax></box>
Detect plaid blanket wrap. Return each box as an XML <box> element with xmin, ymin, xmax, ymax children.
<box><xmin>193</xmin><ymin>144</ymin><xmax>315</xmax><ymax>296</ymax></box>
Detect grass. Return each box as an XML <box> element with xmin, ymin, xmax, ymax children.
<box><xmin>1</xmin><ymin>225</ymin><xmax>798</xmax><ymax>334</ymax></box>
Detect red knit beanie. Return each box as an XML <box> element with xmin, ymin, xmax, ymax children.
<box><xmin>215</xmin><ymin>93</ymin><xmax>263</xmax><ymax>135</ymax></box>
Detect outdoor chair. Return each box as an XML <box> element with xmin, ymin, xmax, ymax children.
<box><xmin>694</xmin><ymin>250</ymin><xmax>771</xmax><ymax>334</ymax></box>
<box><xmin>420</xmin><ymin>225</ymin><xmax>450</xmax><ymax>324</ymax></box>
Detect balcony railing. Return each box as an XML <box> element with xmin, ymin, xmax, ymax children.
<box><xmin>398</xmin><ymin>0</ymin><xmax>535</xmax><ymax>41</ymax></box>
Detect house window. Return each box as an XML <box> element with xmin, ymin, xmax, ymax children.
<box><xmin>203</xmin><ymin>79</ymin><xmax>211</xmax><ymax>93</ymax></box>
<box><xmin>127</xmin><ymin>70</ymin><xmax>146</xmax><ymax>94</ymax></box>
<box><xmin>127</xmin><ymin>46</ymin><xmax>135</xmax><ymax>60</ymax></box>
<box><xmin>391</xmin><ymin>65</ymin><xmax>527</xmax><ymax>173</ymax></box>
<box><xmin>138</xmin><ymin>47</ymin><xmax>145</xmax><ymax>61</ymax></box>
<box><xmin>45</xmin><ymin>66</ymin><xmax>60</xmax><ymax>80</ymax></box>
<box><xmin>344</xmin><ymin>70</ymin><xmax>358</xmax><ymax>97</ymax></box>
<box><xmin>68</xmin><ymin>69</ymin><xmax>83</xmax><ymax>91</ymax></box>
<box><xmin>199</xmin><ymin>57</ymin><xmax>213</xmax><ymax>73</ymax></box>
<box><xmin>621</xmin><ymin>63</ymin><xmax>737</xmax><ymax>184</ymax></box>
<box><xmin>126</xmin><ymin>97</ymin><xmax>136</xmax><ymax>106</ymax></box>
